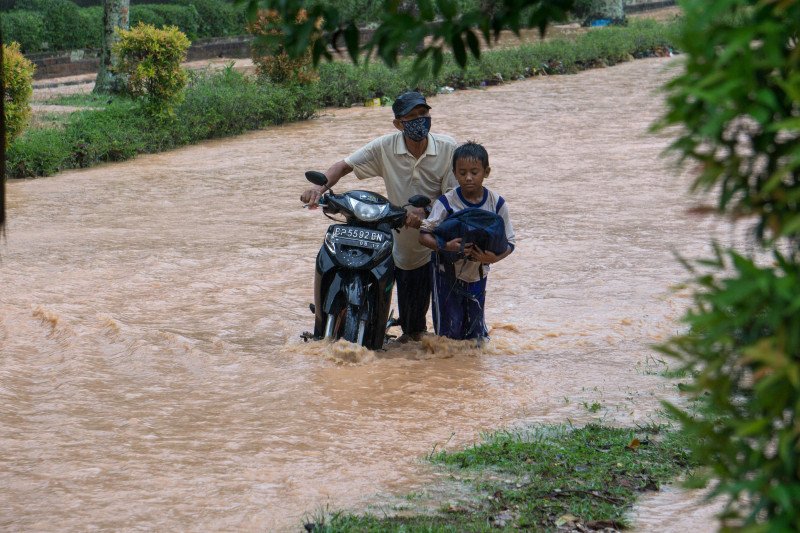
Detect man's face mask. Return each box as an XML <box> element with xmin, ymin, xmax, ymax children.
<box><xmin>401</xmin><ymin>116</ymin><xmax>431</xmax><ymax>142</ymax></box>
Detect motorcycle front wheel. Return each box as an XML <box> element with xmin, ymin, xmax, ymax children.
<box><xmin>342</xmin><ymin>304</ymin><xmax>366</xmax><ymax>345</ymax></box>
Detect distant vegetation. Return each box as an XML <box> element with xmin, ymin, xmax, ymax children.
<box><xmin>0</xmin><ymin>0</ymin><xmax>248</xmax><ymax>53</ymax></box>
<box><xmin>0</xmin><ymin>0</ymin><xmax>646</xmax><ymax>54</ymax></box>
<box><xmin>7</xmin><ymin>18</ymin><xmax>678</xmax><ymax>178</ymax></box>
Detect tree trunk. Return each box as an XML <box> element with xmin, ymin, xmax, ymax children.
<box><xmin>94</xmin><ymin>0</ymin><xmax>130</xmax><ymax>94</ymax></box>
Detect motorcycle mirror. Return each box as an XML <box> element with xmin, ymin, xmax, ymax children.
<box><xmin>305</xmin><ymin>171</ymin><xmax>328</xmax><ymax>186</ymax></box>
<box><xmin>407</xmin><ymin>195</ymin><xmax>431</xmax><ymax>208</ymax></box>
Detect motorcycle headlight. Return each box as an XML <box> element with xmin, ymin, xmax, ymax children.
<box><xmin>349</xmin><ymin>197</ymin><xmax>389</xmax><ymax>222</ymax></box>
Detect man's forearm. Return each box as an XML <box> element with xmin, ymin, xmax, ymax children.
<box><xmin>419</xmin><ymin>231</ymin><xmax>438</xmax><ymax>251</ymax></box>
<box><xmin>322</xmin><ymin>160</ymin><xmax>354</xmax><ymax>190</ymax></box>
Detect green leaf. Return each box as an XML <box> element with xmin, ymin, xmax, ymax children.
<box><xmin>735</xmin><ymin>419</ymin><xmax>770</xmax><ymax>438</ymax></box>
<box><xmin>344</xmin><ymin>22</ymin><xmax>359</xmax><ymax>62</ymax></box>
<box><xmin>451</xmin><ymin>33</ymin><xmax>467</xmax><ymax>67</ymax></box>
<box><xmin>465</xmin><ymin>30</ymin><xmax>481</xmax><ymax>60</ymax></box>
<box><xmin>436</xmin><ymin>0</ymin><xmax>457</xmax><ymax>20</ymax></box>
<box><xmin>432</xmin><ymin>48</ymin><xmax>444</xmax><ymax>75</ymax></box>
<box><xmin>779</xmin><ymin>215</ymin><xmax>800</xmax><ymax>238</ymax></box>
<box><xmin>767</xmin><ymin>117</ymin><xmax>800</xmax><ymax>133</ymax></box>
<box><xmin>418</xmin><ymin>0</ymin><xmax>435</xmax><ymax>21</ymax></box>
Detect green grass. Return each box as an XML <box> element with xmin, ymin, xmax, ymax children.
<box><xmin>306</xmin><ymin>423</ymin><xmax>696</xmax><ymax>532</ymax></box>
<box><xmin>29</xmin><ymin>111</ymin><xmax>73</xmax><ymax>129</ymax></box>
<box><xmin>40</xmin><ymin>92</ymin><xmax>117</xmax><ymax>107</ymax></box>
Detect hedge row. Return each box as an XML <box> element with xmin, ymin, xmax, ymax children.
<box><xmin>315</xmin><ymin>18</ymin><xmax>678</xmax><ymax>107</ymax></box>
<box><xmin>7</xmin><ymin>19</ymin><xmax>679</xmax><ymax>178</ymax></box>
<box><xmin>7</xmin><ymin>69</ymin><xmax>317</xmax><ymax>177</ymax></box>
<box><xmin>1</xmin><ymin>0</ymin><xmax>247</xmax><ymax>53</ymax></box>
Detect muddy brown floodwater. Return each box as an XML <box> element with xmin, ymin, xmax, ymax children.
<box><xmin>1</xmin><ymin>57</ymin><xmax>727</xmax><ymax>531</ymax></box>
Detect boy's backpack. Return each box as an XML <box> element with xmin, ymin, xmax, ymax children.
<box><xmin>432</xmin><ymin>206</ymin><xmax>508</xmax><ymax>264</ymax></box>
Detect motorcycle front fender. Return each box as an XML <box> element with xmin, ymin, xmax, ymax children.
<box><xmin>323</xmin><ymin>272</ymin><xmax>368</xmax><ymax>313</ymax></box>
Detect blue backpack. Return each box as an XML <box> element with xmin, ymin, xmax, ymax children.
<box><xmin>432</xmin><ymin>200</ymin><xmax>509</xmax><ymax>264</ymax></box>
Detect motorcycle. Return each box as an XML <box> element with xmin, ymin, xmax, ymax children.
<box><xmin>302</xmin><ymin>170</ymin><xmax>430</xmax><ymax>349</ymax></box>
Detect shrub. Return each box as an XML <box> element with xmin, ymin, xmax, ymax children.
<box><xmin>15</xmin><ymin>0</ymin><xmax>83</xmax><ymax>50</ymax></box>
<box><xmin>113</xmin><ymin>23</ymin><xmax>191</xmax><ymax>110</ymax></box>
<box><xmin>657</xmin><ymin>0</ymin><xmax>800</xmax><ymax>529</ymax></box>
<box><xmin>178</xmin><ymin>66</ymin><xmax>317</xmax><ymax>140</ymax></box>
<box><xmin>129</xmin><ymin>6</ymin><xmax>166</xmax><ymax>29</ymax></box>
<box><xmin>6</xmin><ymin>128</ymin><xmax>73</xmax><ymax>177</ymax></box>
<box><xmin>249</xmin><ymin>9</ymin><xmax>319</xmax><ymax>85</ymax></box>
<box><xmin>1</xmin><ymin>10</ymin><xmax>46</xmax><ymax>53</ymax></box>
<box><xmin>325</xmin><ymin>0</ymin><xmax>384</xmax><ymax>27</ymax></box>
<box><xmin>66</xmin><ymin>102</ymin><xmax>148</xmax><ymax>165</ymax></box>
<box><xmin>3</xmin><ymin>42</ymin><xmax>36</xmax><ymax>145</ymax></box>
<box><xmin>76</xmin><ymin>5</ymin><xmax>103</xmax><ymax>49</ymax></box>
<box><xmin>6</xmin><ymin>66</ymin><xmax>320</xmax><ymax>178</ymax></box>
<box><xmin>316</xmin><ymin>62</ymin><xmax>372</xmax><ymax>107</ymax></box>
<box><xmin>145</xmin><ymin>4</ymin><xmax>201</xmax><ymax>40</ymax></box>
<box><xmin>311</xmin><ymin>18</ymin><xmax>680</xmax><ymax>106</ymax></box>
<box><xmin>176</xmin><ymin>0</ymin><xmax>244</xmax><ymax>38</ymax></box>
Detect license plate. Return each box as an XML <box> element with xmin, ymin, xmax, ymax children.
<box><xmin>332</xmin><ymin>226</ymin><xmax>387</xmax><ymax>249</ymax></box>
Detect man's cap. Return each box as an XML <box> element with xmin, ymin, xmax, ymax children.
<box><xmin>392</xmin><ymin>91</ymin><xmax>431</xmax><ymax>118</ymax></box>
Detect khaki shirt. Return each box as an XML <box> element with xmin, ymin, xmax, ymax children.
<box><xmin>344</xmin><ymin>132</ymin><xmax>457</xmax><ymax>270</ymax></box>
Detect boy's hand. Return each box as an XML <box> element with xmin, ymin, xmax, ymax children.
<box><xmin>443</xmin><ymin>238</ymin><xmax>463</xmax><ymax>252</ymax></box>
<box><xmin>467</xmin><ymin>244</ymin><xmax>499</xmax><ymax>264</ymax></box>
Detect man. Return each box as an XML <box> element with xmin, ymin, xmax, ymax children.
<box><xmin>301</xmin><ymin>91</ymin><xmax>457</xmax><ymax>342</ymax></box>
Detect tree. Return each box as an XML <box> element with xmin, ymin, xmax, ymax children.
<box><xmin>94</xmin><ymin>0</ymin><xmax>130</xmax><ymax>94</ymax></box>
<box><xmin>235</xmin><ymin>0</ymin><xmax>575</xmax><ymax>75</ymax></box>
<box><xmin>655</xmin><ymin>0</ymin><xmax>800</xmax><ymax>529</ymax></box>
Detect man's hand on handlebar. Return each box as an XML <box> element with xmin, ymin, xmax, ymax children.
<box><xmin>300</xmin><ymin>186</ymin><xmax>325</xmax><ymax>209</ymax></box>
<box><xmin>404</xmin><ymin>207</ymin><xmax>426</xmax><ymax>229</ymax></box>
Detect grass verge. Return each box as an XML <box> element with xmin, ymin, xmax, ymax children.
<box><xmin>306</xmin><ymin>423</ymin><xmax>696</xmax><ymax>532</ymax></box>
<box><xmin>10</xmin><ymin>18</ymin><xmax>680</xmax><ymax>179</ymax></box>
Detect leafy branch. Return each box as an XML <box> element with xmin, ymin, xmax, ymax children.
<box><xmin>235</xmin><ymin>0</ymin><xmax>575</xmax><ymax>75</ymax></box>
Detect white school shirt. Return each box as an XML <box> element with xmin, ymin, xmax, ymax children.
<box><xmin>420</xmin><ymin>186</ymin><xmax>516</xmax><ymax>282</ymax></box>
<box><xmin>344</xmin><ymin>131</ymin><xmax>457</xmax><ymax>270</ymax></box>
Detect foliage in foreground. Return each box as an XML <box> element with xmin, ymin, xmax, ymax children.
<box><xmin>656</xmin><ymin>0</ymin><xmax>800</xmax><ymax>530</ymax></box>
<box><xmin>237</xmin><ymin>0</ymin><xmax>576</xmax><ymax>78</ymax></box>
<box><xmin>2</xmin><ymin>42</ymin><xmax>35</xmax><ymax>146</ymax></box>
<box><xmin>308</xmin><ymin>424</ymin><xmax>695</xmax><ymax>532</ymax></box>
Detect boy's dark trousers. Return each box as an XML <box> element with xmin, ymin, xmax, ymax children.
<box><xmin>431</xmin><ymin>259</ymin><xmax>488</xmax><ymax>340</ymax></box>
<box><xmin>395</xmin><ymin>263</ymin><xmax>431</xmax><ymax>335</ymax></box>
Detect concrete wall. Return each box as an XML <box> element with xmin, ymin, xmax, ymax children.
<box><xmin>624</xmin><ymin>0</ymin><xmax>676</xmax><ymax>12</ymax></box>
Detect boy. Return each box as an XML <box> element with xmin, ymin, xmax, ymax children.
<box><xmin>419</xmin><ymin>141</ymin><xmax>515</xmax><ymax>342</ymax></box>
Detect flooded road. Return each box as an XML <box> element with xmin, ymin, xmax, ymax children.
<box><xmin>2</xmin><ymin>57</ymin><xmax>724</xmax><ymax>531</ymax></box>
